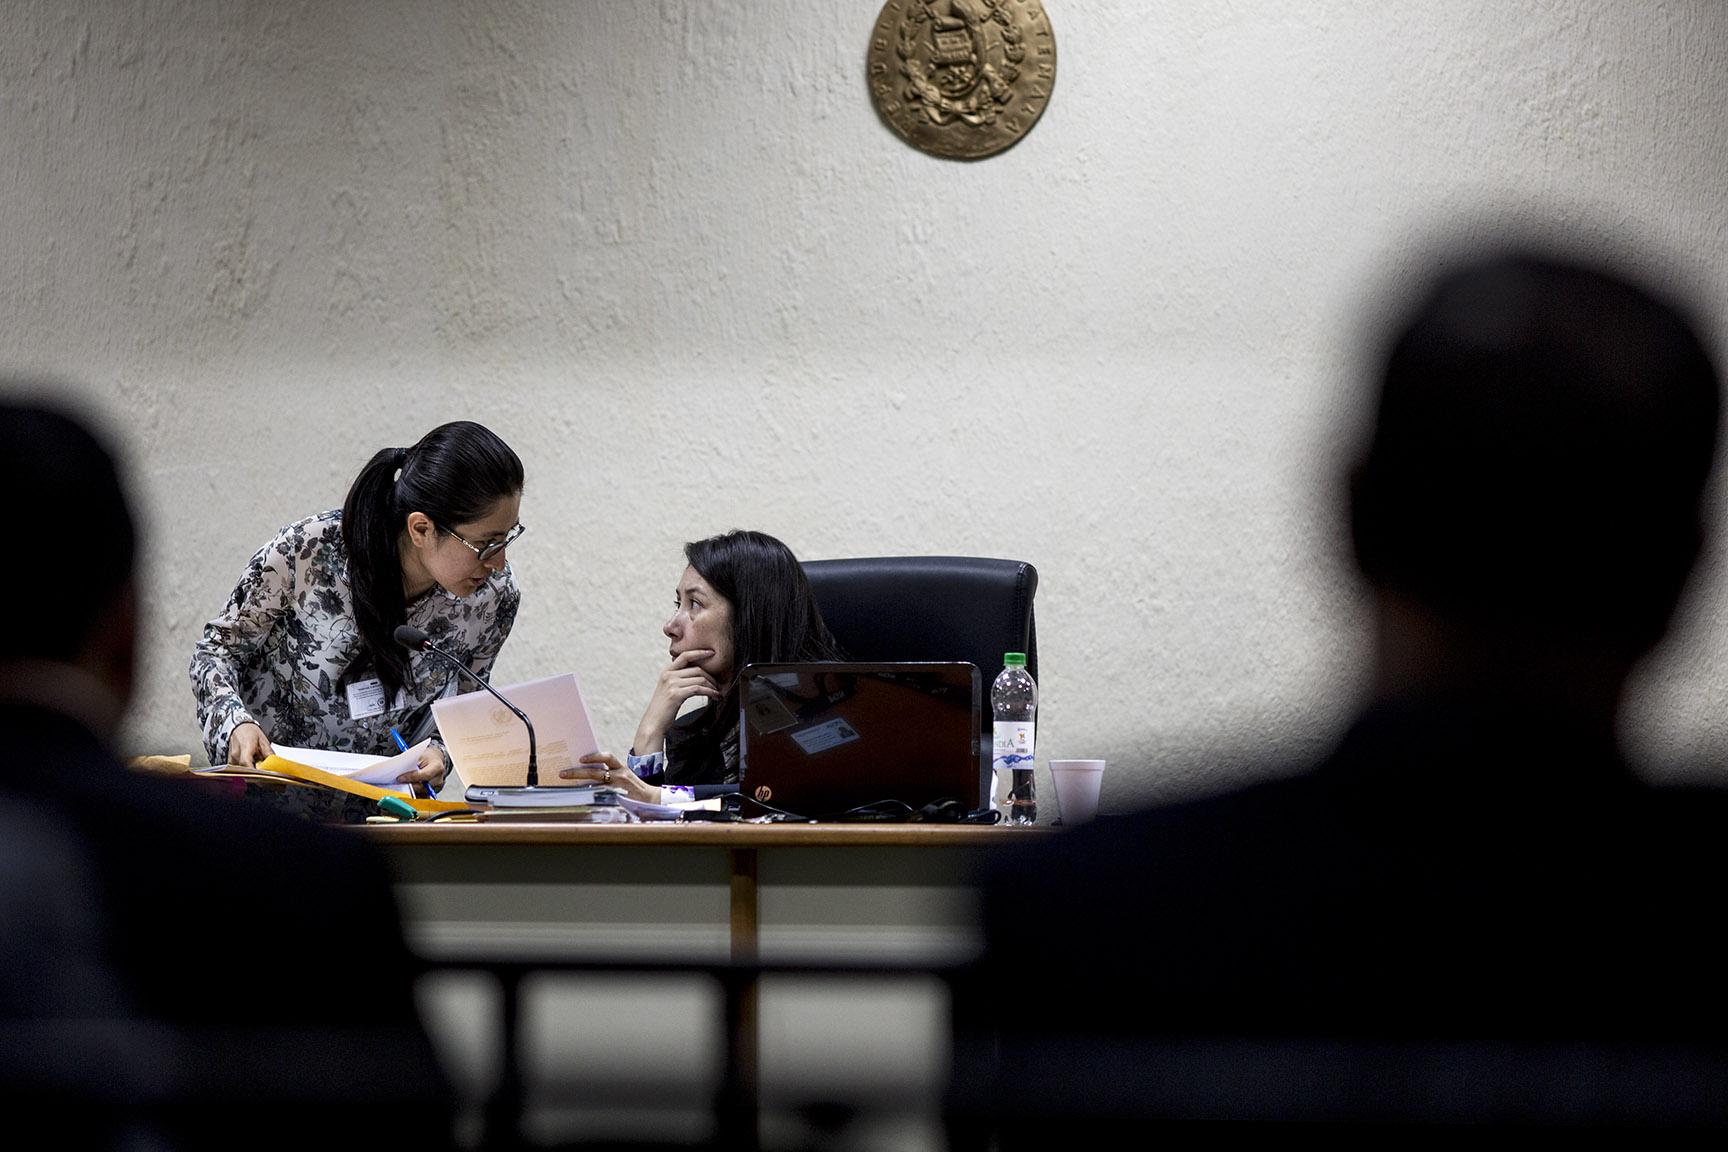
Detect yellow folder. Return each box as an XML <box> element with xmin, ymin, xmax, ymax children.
<box><xmin>253</xmin><ymin>754</ymin><xmax>472</xmax><ymax>816</ymax></box>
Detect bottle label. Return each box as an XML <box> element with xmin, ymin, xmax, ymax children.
<box><xmin>992</xmin><ymin>721</ymin><xmax>1035</xmax><ymax>769</ymax></box>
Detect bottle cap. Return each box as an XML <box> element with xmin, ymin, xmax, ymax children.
<box><xmin>1003</xmin><ymin>652</ymin><xmax>1027</xmax><ymax>666</ymax></box>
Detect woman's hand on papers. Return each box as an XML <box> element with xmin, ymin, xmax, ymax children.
<box><xmin>395</xmin><ymin>744</ymin><xmax>448</xmax><ymax>794</ymax></box>
<box><xmin>631</xmin><ymin>649</ymin><xmax>721</xmax><ymax>754</ymax></box>
<box><xmin>227</xmin><ymin>722</ymin><xmax>274</xmax><ymax>767</ymax></box>
<box><xmin>562</xmin><ymin>752</ymin><xmax>658</xmax><ymax>804</ymax></box>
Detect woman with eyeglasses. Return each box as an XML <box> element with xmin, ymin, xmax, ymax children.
<box><xmin>190</xmin><ymin>421</ymin><xmax>525</xmax><ymax>793</ymax></box>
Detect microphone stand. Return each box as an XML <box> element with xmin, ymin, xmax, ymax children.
<box><xmin>396</xmin><ymin>626</ymin><xmax>538</xmax><ymax>787</ymax></box>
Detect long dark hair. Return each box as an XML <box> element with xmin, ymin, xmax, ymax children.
<box><xmin>343</xmin><ymin>421</ymin><xmax>524</xmax><ymax>698</ymax></box>
<box><xmin>685</xmin><ymin>529</ymin><xmax>846</xmax><ymax>737</ymax></box>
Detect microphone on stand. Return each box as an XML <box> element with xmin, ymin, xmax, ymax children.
<box><xmin>393</xmin><ymin>624</ymin><xmax>538</xmax><ymax>787</ymax></box>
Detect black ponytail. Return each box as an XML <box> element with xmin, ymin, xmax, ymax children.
<box><xmin>342</xmin><ymin>421</ymin><xmax>524</xmax><ymax>698</ymax></box>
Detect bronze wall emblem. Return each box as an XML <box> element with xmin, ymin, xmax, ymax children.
<box><xmin>868</xmin><ymin>0</ymin><xmax>1057</xmax><ymax>160</ymax></box>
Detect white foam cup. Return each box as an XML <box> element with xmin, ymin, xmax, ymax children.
<box><xmin>1048</xmin><ymin>759</ymin><xmax>1106</xmax><ymax>825</ymax></box>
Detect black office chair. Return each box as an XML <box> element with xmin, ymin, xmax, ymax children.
<box><xmin>801</xmin><ymin>556</ymin><xmax>1038</xmax><ymax>807</ymax></box>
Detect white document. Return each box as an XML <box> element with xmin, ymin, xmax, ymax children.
<box><xmin>257</xmin><ymin>740</ymin><xmax>429</xmax><ymax>795</ymax></box>
<box><xmin>431</xmin><ymin>672</ymin><xmax>600</xmax><ymax>788</ymax></box>
<box><xmin>612</xmin><ymin>794</ymin><xmax>722</xmax><ymax>821</ymax></box>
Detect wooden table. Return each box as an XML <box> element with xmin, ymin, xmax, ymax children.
<box><xmin>367</xmin><ymin>821</ymin><xmax>1041</xmax><ymax>1147</ymax></box>
<box><xmin>368</xmin><ymin>820</ymin><xmax>1027</xmax><ymax>964</ymax></box>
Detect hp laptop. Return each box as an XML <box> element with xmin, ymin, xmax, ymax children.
<box><xmin>738</xmin><ymin>662</ymin><xmax>982</xmax><ymax>817</ymax></box>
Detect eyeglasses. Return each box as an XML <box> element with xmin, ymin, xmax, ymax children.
<box><xmin>441</xmin><ymin>522</ymin><xmax>526</xmax><ymax>563</ymax></box>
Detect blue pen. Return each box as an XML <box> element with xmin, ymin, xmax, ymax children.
<box><xmin>390</xmin><ymin>727</ymin><xmax>429</xmax><ymax>799</ymax></box>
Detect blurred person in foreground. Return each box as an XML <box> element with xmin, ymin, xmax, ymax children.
<box><xmin>955</xmin><ymin>249</ymin><xmax>1728</xmax><ymax>1142</ymax></box>
<box><xmin>0</xmin><ymin>397</ymin><xmax>452</xmax><ymax>1149</ymax></box>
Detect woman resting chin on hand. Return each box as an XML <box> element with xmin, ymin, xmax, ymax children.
<box><xmin>560</xmin><ymin>530</ymin><xmax>844</xmax><ymax>804</ymax></box>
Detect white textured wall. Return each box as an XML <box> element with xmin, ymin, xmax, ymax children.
<box><xmin>5</xmin><ymin>1</ymin><xmax>1727</xmax><ymax>806</ymax></box>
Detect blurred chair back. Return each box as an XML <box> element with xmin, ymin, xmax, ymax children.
<box><xmin>802</xmin><ymin>556</ymin><xmax>1038</xmax><ymax>804</ymax></box>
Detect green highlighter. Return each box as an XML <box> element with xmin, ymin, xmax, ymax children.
<box><xmin>377</xmin><ymin>795</ymin><xmax>417</xmax><ymax>821</ymax></box>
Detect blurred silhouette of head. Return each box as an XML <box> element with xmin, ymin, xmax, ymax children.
<box><xmin>1351</xmin><ymin>253</ymin><xmax>1721</xmax><ymax>666</ymax></box>
<box><xmin>0</xmin><ymin>397</ymin><xmax>138</xmax><ymax>723</ymax></box>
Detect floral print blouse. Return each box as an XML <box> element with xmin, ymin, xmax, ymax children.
<box><xmin>189</xmin><ymin>510</ymin><xmax>520</xmax><ymax>766</ymax></box>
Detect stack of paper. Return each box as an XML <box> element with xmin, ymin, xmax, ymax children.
<box><xmin>463</xmin><ymin>783</ymin><xmax>604</xmax><ymax>807</ymax></box>
<box><xmin>262</xmin><ymin>741</ymin><xmax>432</xmax><ymax>796</ymax></box>
<box><xmin>477</xmin><ymin>805</ymin><xmax>636</xmax><ymax>824</ymax></box>
<box><xmin>193</xmin><ymin>747</ymin><xmax>471</xmax><ymax>819</ymax></box>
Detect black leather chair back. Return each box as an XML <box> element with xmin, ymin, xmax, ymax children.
<box><xmin>802</xmin><ymin>556</ymin><xmax>1039</xmax><ymax>804</ymax></box>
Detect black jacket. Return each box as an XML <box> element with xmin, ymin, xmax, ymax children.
<box><xmin>0</xmin><ymin>701</ymin><xmax>453</xmax><ymax>1149</ymax></box>
<box><xmin>958</xmin><ymin>695</ymin><xmax>1728</xmax><ymax>1137</ymax></box>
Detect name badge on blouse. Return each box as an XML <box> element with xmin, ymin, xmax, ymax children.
<box><xmin>346</xmin><ymin>678</ymin><xmax>388</xmax><ymax>720</ymax></box>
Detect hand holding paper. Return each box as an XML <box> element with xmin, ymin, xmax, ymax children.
<box><xmin>266</xmin><ymin>740</ymin><xmax>432</xmax><ymax>790</ymax></box>
<box><xmin>432</xmin><ymin>673</ymin><xmax>600</xmax><ymax>788</ymax></box>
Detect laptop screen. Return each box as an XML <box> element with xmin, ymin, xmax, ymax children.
<box><xmin>738</xmin><ymin>662</ymin><xmax>982</xmax><ymax>817</ymax></box>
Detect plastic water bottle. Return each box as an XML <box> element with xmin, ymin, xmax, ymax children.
<box><xmin>991</xmin><ymin>652</ymin><xmax>1037</xmax><ymax>825</ymax></box>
